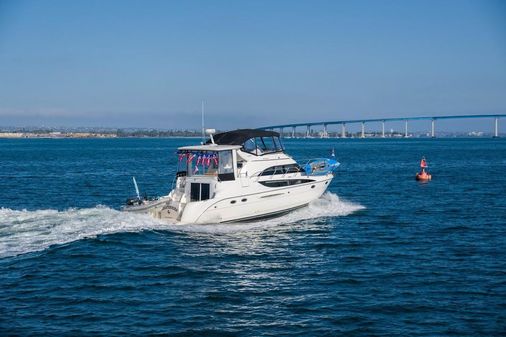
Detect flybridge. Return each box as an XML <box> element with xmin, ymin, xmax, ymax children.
<box><xmin>258</xmin><ymin>114</ymin><xmax>506</xmax><ymax>138</ymax></box>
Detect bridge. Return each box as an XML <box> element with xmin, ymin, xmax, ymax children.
<box><xmin>258</xmin><ymin>114</ymin><xmax>506</xmax><ymax>138</ymax></box>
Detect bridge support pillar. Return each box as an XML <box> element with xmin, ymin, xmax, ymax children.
<box><xmin>292</xmin><ymin>126</ymin><xmax>295</xmax><ymax>138</ymax></box>
<box><xmin>494</xmin><ymin>117</ymin><xmax>499</xmax><ymax>138</ymax></box>
<box><xmin>280</xmin><ymin>127</ymin><xmax>283</xmax><ymax>138</ymax></box>
<box><xmin>323</xmin><ymin>124</ymin><xmax>328</xmax><ymax>138</ymax></box>
<box><xmin>306</xmin><ymin>125</ymin><xmax>310</xmax><ymax>138</ymax></box>
<box><xmin>405</xmin><ymin>120</ymin><xmax>408</xmax><ymax>138</ymax></box>
<box><xmin>361</xmin><ymin>122</ymin><xmax>365</xmax><ymax>138</ymax></box>
<box><xmin>382</xmin><ymin>121</ymin><xmax>385</xmax><ymax>138</ymax></box>
<box><xmin>341</xmin><ymin>123</ymin><xmax>346</xmax><ymax>138</ymax></box>
<box><xmin>431</xmin><ymin>119</ymin><xmax>435</xmax><ymax>138</ymax></box>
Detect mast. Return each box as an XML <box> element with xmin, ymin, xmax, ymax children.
<box><xmin>201</xmin><ymin>100</ymin><xmax>205</xmax><ymax>144</ymax></box>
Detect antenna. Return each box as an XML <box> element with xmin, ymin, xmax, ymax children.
<box><xmin>132</xmin><ymin>176</ymin><xmax>140</xmax><ymax>200</ymax></box>
<box><xmin>201</xmin><ymin>100</ymin><xmax>205</xmax><ymax>144</ymax></box>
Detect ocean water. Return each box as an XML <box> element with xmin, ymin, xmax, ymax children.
<box><xmin>1</xmin><ymin>137</ymin><xmax>505</xmax><ymax>336</ymax></box>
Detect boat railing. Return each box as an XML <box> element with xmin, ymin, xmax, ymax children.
<box><xmin>249</xmin><ymin>165</ymin><xmax>304</xmax><ymax>182</ymax></box>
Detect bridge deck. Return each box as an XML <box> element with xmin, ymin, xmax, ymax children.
<box><xmin>259</xmin><ymin>114</ymin><xmax>506</xmax><ymax>130</ymax></box>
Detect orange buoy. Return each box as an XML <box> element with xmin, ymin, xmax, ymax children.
<box><xmin>416</xmin><ymin>156</ymin><xmax>432</xmax><ymax>180</ymax></box>
<box><xmin>415</xmin><ymin>171</ymin><xmax>432</xmax><ymax>181</ymax></box>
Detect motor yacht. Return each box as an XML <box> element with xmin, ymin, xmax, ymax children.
<box><xmin>123</xmin><ymin>129</ymin><xmax>339</xmax><ymax>223</ymax></box>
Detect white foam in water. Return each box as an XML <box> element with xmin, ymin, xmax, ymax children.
<box><xmin>0</xmin><ymin>193</ymin><xmax>364</xmax><ymax>258</ymax></box>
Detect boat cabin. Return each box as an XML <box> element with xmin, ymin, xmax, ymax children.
<box><xmin>176</xmin><ymin>145</ymin><xmax>240</xmax><ymax>181</ymax></box>
<box><xmin>175</xmin><ymin>129</ymin><xmax>288</xmax><ymax>203</ymax></box>
<box><xmin>177</xmin><ymin>129</ymin><xmax>285</xmax><ymax>179</ymax></box>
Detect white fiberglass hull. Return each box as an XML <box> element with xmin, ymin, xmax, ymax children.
<box><xmin>124</xmin><ymin>176</ymin><xmax>332</xmax><ymax>224</ymax></box>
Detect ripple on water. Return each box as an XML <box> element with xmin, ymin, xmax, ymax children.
<box><xmin>1</xmin><ymin>138</ymin><xmax>506</xmax><ymax>336</ymax></box>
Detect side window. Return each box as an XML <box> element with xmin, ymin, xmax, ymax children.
<box><xmin>190</xmin><ymin>183</ymin><xmax>200</xmax><ymax>201</ymax></box>
<box><xmin>190</xmin><ymin>183</ymin><xmax>211</xmax><ymax>201</ymax></box>
<box><xmin>286</xmin><ymin>164</ymin><xmax>302</xmax><ymax>173</ymax></box>
<box><xmin>261</xmin><ymin>166</ymin><xmax>276</xmax><ymax>176</ymax></box>
<box><xmin>218</xmin><ymin>150</ymin><xmax>235</xmax><ymax>181</ymax></box>
<box><xmin>261</xmin><ymin>166</ymin><xmax>283</xmax><ymax>176</ymax></box>
<box><xmin>201</xmin><ymin>183</ymin><xmax>210</xmax><ymax>200</ymax></box>
<box><xmin>261</xmin><ymin>164</ymin><xmax>303</xmax><ymax>176</ymax></box>
<box><xmin>219</xmin><ymin>151</ymin><xmax>233</xmax><ymax>174</ymax></box>
<box><xmin>259</xmin><ymin>179</ymin><xmax>314</xmax><ymax>187</ymax></box>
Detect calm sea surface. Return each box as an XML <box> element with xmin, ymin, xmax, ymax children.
<box><xmin>1</xmin><ymin>138</ymin><xmax>505</xmax><ymax>336</ymax></box>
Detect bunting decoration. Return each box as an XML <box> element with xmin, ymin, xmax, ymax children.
<box><xmin>176</xmin><ymin>150</ymin><xmax>219</xmax><ymax>170</ymax></box>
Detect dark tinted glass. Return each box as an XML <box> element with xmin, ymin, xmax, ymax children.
<box><xmin>190</xmin><ymin>183</ymin><xmax>200</xmax><ymax>201</ymax></box>
<box><xmin>261</xmin><ymin>164</ymin><xmax>302</xmax><ymax>176</ymax></box>
<box><xmin>259</xmin><ymin>179</ymin><xmax>314</xmax><ymax>187</ymax></box>
<box><xmin>201</xmin><ymin>183</ymin><xmax>210</xmax><ymax>200</ymax></box>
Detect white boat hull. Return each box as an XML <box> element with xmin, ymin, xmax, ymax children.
<box><xmin>124</xmin><ymin>175</ymin><xmax>332</xmax><ymax>224</ymax></box>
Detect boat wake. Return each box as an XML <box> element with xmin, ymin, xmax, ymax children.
<box><xmin>0</xmin><ymin>193</ymin><xmax>364</xmax><ymax>258</ymax></box>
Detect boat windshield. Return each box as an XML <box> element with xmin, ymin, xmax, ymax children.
<box><xmin>242</xmin><ymin>136</ymin><xmax>284</xmax><ymax>155</ymax></box>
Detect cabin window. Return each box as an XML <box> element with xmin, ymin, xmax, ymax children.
<box><xmin>219</xmin><ymin>151</ymin><xmax>233</xmax><ymax>174</ymax></box>
<box><xmin>190</xmin><ymin>183</ymin><xmax>200</xmax><ymax>201</ymax></box>
<box><xmin>286</xmin><ymin>165</ymin><xmax>301</xmax><ymax>173</ymax></box>
<box><xmin>201</xmin><ymin>183</ymin><xmax>210</xmax><ymax>200</ymax></box>
<box><xmin>185</xmin><ymin>151</ymin><xmax>219</xmax><ymax>176</ymax></box>
<box><xmin>260</xmin><ymin>164</ymin><xmax>304</xmax><ymax>176</ymax></box>
<box><xmin>261</xmin><ymin>167</ymin><xmax>276</xmax><ymax>176</ymax></box>
<box><xmin>218</xmin><ymin>150</ymin><xmax>235</xmax><ymax>181</ymax></box>
<box><xmin>259</xmin><ymin>179</ymin><xmax>314</xmax><ymax>188</ymax></box>
<box><xmin>190</xmin><ymin>183</ymin><xmax>211</xmax><ymax>201</ymax></box>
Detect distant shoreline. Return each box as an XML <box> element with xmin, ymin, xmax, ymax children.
<box><xmin>0</xmin><ymin>128</ymin><xmax>500</xmax><ymax>139</ymax></box>
<box><xmin>0</xmin><ymin>132</ymin><xmax>203</xmax><ymax>139</ymax></box>
<box><xmin>0</xmin><ymin>132</ymin><xmax>500</xmax><ymax>139</ymax></box>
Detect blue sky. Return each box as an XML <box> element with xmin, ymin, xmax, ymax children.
<box><xmin>0</xmin><ymin>0</ymin><xmax>505</xmax><ymax>130</ymax></box>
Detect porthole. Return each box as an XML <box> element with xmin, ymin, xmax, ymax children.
<box><xmin>230</xmin><ymin>200</ymin><xmax>236</xmax><ymax>204</ymax></box>
<box><xmin>325</xmin><ymin>181</ymin><xmax>328</xmax><ymax>185</ymax></box>
<box><xmin>311</xmin><ymin>185</ymin><xmax>315</xmax><ymax>189</ymax></box>
<box><xmin>241</xmin><ymin>198</ymin><xmax>247</xmax><ymax>202</ymax></box>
